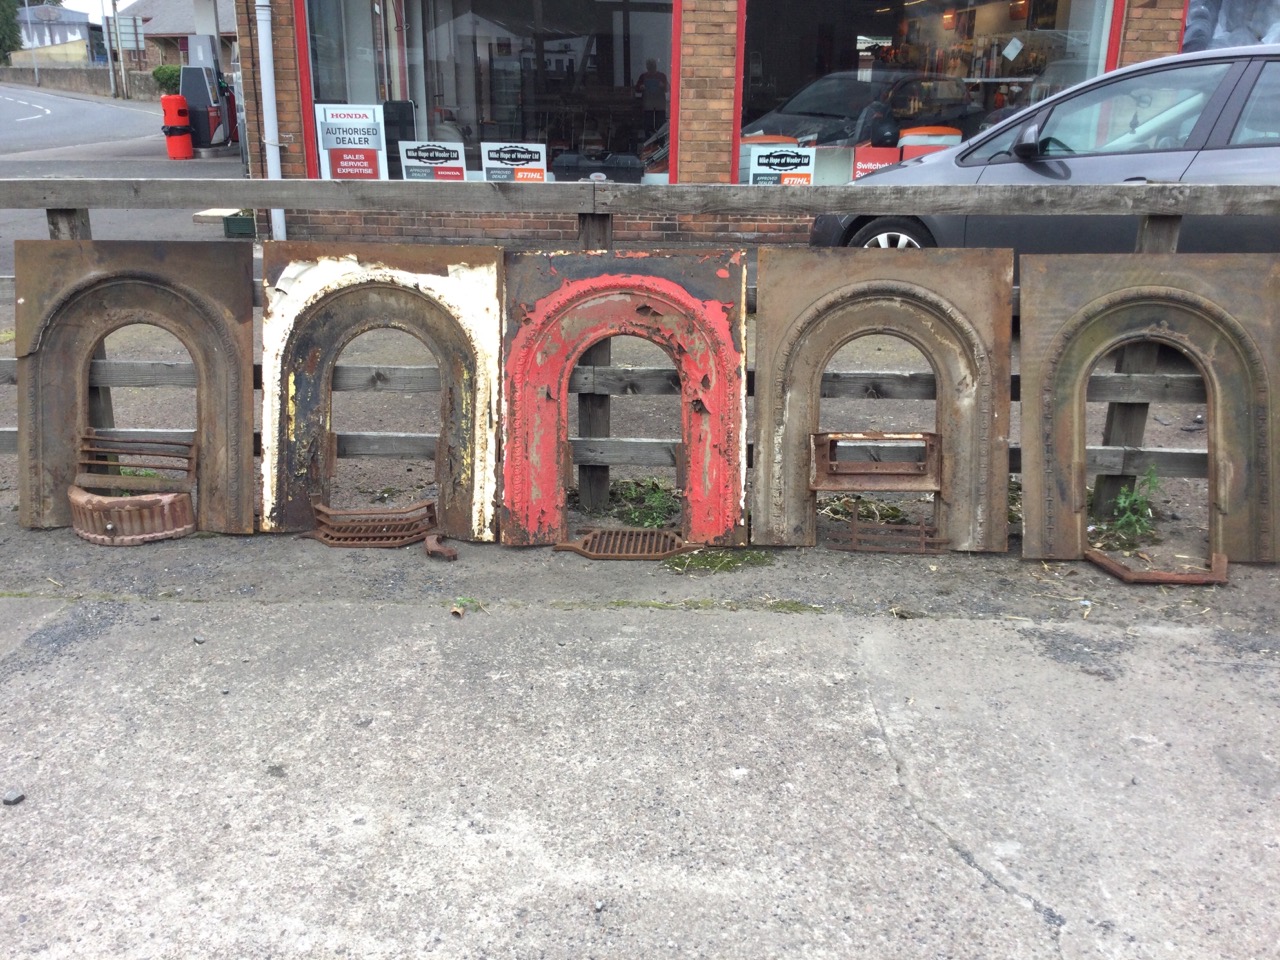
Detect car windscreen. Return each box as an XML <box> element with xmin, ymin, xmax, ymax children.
<box><xmin>779</xmin><ymin>75</ymin><xmax>889</xmax><ymax>118</ymax></box>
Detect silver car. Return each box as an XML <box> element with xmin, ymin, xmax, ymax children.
<box><xmin>810</xmin><ymin>45</ymin><xmax>1280</xmax><ymax>254</ymax></box>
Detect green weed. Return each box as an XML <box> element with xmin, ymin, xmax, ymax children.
<box><xmin>607</xmin><ymin>478</ymin><xmax>681</xmax><ymax>528</ymax></box>
<box><xmin>663</xmin><ymin>548</ymin><xmax>774</xmax><ymax>574</ymax></box>
<box><xmin>1090</xmin><ymin>466</ymin><xmax>1161</xmax><ymax>550</ymax></box>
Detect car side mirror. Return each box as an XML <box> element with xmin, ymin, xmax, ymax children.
<box><xmin>1012</xmin><ymin>123</ymin><xmax>1041</xmax><ymax>160</ymax></box>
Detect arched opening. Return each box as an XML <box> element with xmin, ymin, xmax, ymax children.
<box><xmin>566</xmin><ymin>335</ymin><xmax>684</xmax><ymax>532</ymax></box>
<box><xmin>90</xmin><ymin>323</ymin><xmax>198</xmax><ymax>489</ymax></box>
<box><xmin>814</xmin><ymin>333</ymin><xmax>941</xmax><ymax>549</ymax></box>
<box><xmin>262</xmin><ymin>262</ymin><xmax>501</xmax><ymax>542</ymax></box>
<box><xmin>502</xmin><ymin>266</ymin><xmax>746</xmax><ymax>548</ymax></box>
<box><xmin>16</xmin><ymin>244</ymin><xmax>256</xmax><ymax>534</ymax></box>
<box><xmin>1083</xmin><ymin>341</ymin><xmax>1211</xmax><ymax>570</ymax></box>
<box><xmin>329</xmin><ymin>327</ymin><xmax>440</xmax><ymax>511</ymax></box>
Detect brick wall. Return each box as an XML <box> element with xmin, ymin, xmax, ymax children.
<box><xmin>237</xmin><ymin>0</ymin><xmax>308</xmax><ymax>181</ymax></box>
<box><xmin>676</xmin><ymin>0</ymin><xmax>741</xmax><ymax>184</ymax></box>
<box><xmin>1118</xmin><ymin>0</ymin><xmax>1186</xmax><ymax>68</ymax></box>
<box><xmin>279</xmin><ymin>211</ymin><xmax>810</xmax><ymax>247</ymax></box>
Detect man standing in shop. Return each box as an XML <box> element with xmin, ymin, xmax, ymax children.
<box><xmin>636</xmin><ymin>59</ymin><xmax>670</xmax><ymax>136</ymax></box>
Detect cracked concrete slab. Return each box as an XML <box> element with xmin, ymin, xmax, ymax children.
<box><xmin>0</xmin><ymin>532</ymin><xmax>1275</xmax><ymax>958</ymax></box>
<box><xmin>862</xmin><ymin>620</ymin><xmax>1279</xmax><ymax>959</ymax></box>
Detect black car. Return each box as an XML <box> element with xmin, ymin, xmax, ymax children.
<box><xmin>810</xmin><ymin>46</ymin><xmax>1280</xmax><ymax>253</ymax></box>
<box><xmin>742</xmin><ymin>70</ymin><xmax>986</xmax><ymax>150</ymax></box>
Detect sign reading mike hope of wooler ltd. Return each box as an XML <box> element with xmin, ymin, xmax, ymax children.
<box><xmin>315</xmin><ymin>105</ymin><xmax>387</xmax><ymax>180</ymax></box>
<box><xmin>481</xmin><ymin>142</ymin><xmax>547</xmax><ymax>182</ymax></box>
<box><xmin>749</xmin><ymin>146</ymin><xmax>816</xmax><ymax>185</ymax></box>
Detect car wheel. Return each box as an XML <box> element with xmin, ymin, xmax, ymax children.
<box><xmin>847</xmin><ymin>218</ymin><xmax>936</xmax><ymax>249</ymax></box>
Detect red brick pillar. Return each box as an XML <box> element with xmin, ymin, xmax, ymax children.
<box><xmin>677</xmin><ymin>0</ymin><xmax>742</xmax><ymax>184</ymax></box>
<box><xmin>1118</xmin><ymin>0</ymin><xmax>1186</xmax><ymax>68</ymax></box>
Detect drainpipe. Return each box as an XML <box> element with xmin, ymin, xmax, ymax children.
<box><xmin>255</xmin><ymin>0</ymin><xmax>287</xmax><ymax>240</ymax></box>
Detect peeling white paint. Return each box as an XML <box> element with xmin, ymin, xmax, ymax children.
<box><xmin>260</xmin><ymin>254</ymin><xmax>503</xmax><ymax>540</ymax></box>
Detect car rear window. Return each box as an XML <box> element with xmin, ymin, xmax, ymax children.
<box><xmin>1228</xmin><ymin>61</ymin><xmax>1280</xmax><ymax>146</ymax></box>
<box><xmin>1038</xmin><ymin>62</ymin><xmax>1232</xmax><ymax>156</ymax></box>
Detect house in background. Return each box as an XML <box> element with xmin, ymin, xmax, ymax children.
<box><xmin>118</xmin><ymin>0</ymin><xmax>237</xmax><ymax>70</ymax></box>
<box><xmin>17</xmin><ymin>4</ymin><xmax>95</xmax><ymax>64</ymax></box>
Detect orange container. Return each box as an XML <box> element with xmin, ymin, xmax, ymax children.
<box><xmin>160</xmin><ymin>94</ymin><xmax>193</xmax><ymax>160</ymax></box>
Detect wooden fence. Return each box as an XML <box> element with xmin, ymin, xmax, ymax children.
<box><xmin>3</xmin><ymin>178</ymin><xmax>1277</xmax><ymax>494</ymax></box>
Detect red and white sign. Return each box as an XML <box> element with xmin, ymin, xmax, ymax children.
<box><xmin>315</xmin><ymin>104</ymin><xmax>388</xmax><ymax>180</ymax></box>
<box><xmin>853</xmin><ymin>145</ymin><xmax>902</xmax><ymax>179</ymax></box>
<box><xmin>329</xmin><ymin>149</ymin><xmax>381</xmax><ymax>180</ymax></box>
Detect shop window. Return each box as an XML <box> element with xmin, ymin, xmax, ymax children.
<box><xmin>306</xmin><ymin>0</ymin><xmax>674</xmax><ymax>181</ymax></box>
<box><xmin>742</xmin><ymin>0</ymin><xmax>1119</xmax><ymax>144</ymax></box>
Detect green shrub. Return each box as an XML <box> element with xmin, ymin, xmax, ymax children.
<box><xmin>152</xmin><ymin>65</ymin><xmax>181</xmax><ymax>95</ymax></box>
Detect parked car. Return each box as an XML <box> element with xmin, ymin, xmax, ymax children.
<box><xmin>742</xmin><ymin>70</ymin><xmax>987</xmax><ymax>149</ymax></box>
<box><xmin>810</xmin><ymin>45</ymin><xmax>1280</xmax><ymax>254</ymax></box>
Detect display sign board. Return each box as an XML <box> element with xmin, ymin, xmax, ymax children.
<box><xmin>749</xmin><ymin>146</ymin><xmax>816</xmax><ymax>185</ymax></box>
<box><xmin>481</xmin><ymin>142</ymin><xmax>547</xmax><ymax>182</ymax></box>
<box><xmin>104</xmin><ymin>16</ymin><xmax>144</xmax><ymax>52</ymax></box>
<box><xmin>315</xmin><ymin>104</ymin><xmax>387</xmax><ymax>181</ymax></box>
<box><xmin>854</xmin><ymin>145</ymin><xmax>902</xmax><ymax>179</ymax></box>
<box><xmin>398</xmin><ymin>141</ymin><xmax>467</xmax><ymax>181</ymax></box>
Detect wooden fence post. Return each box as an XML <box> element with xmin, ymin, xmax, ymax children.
<box><xmin>576</xmin><ymin>212</ymin><xmax>614</xmax><ymax>511</ymax></box>
<box><xmin>1091</xmin><ymin>214</ymin><xmax>1182</xmax><ymax>516</ymax></box>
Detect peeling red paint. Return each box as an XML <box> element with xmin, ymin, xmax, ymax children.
<box><xmin>503</xmin><ymin>266</ymin><xmax>745</xmax><ymax>546</ymax></box>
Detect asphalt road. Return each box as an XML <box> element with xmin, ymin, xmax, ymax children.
<box><xmin>0</xmin><ymin>82</ymin><xmax>246</xmax><ymax>278</ymax></box>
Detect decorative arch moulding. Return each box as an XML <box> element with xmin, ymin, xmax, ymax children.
<box><xmin>501</xmin><ymin>249</ymin><xmax>748</xmax><ymax>547</ymax></box>
<box><xmin>1019</xmin><ymin>254</ymin><xmax>1280</xmax><ymax>564</ymax></box>
<box><xmin>15</xmin><ymin>241</ymin><xmax>255</xmax><ymax>534</ymax></box>
<box><xmin>260</xmin><ymin>242</ymin><xmax>504</xmax><ymax>541</ymax></box>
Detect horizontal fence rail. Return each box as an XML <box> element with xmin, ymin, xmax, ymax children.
<box><xmin>3</xmin><ymin>180</ymin><xmax>1280</xmax><ymax>218</ymax></box>
<box><xmin>0</xmin><ymin>358</ymin><xmax>1211</xmax><ymax>404</ymax></box>
<box><xmin>0</xmin><ymin>357</ymin><xmax>1211</xmax><ymax>477</ymax></box>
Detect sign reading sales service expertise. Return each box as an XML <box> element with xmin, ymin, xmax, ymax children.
<box><xmin>749</xmin><ymin>146</ymin><xmax>816</xmax><ymax>185</ymax></box>
<box><xmin>481</xmin><ymin>142</ymin><xmax>547</xmax><ymax>182</ymax></box>
<box><xmin>316</xmin><ymin>104</ymin><xmax>387</xmax><ymax>180</ymax></box>
<box><xmin>399</xmin><ymin>141</ymin><xmax>467</xmax><ymax>181</ymax></box>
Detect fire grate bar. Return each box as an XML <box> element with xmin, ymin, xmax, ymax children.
<box><xmin>308</xmin><ymin>496</ymin><xmax>440</xmax><ymax>548</ymax></box>
<box><xmin>554</xmin><ymin>527</ymin><xmax>700</xmax><ymax>561</ymax></box>
<box><xmin>1084</xmin><ymin>549</ymin><xmax>1228</xmax><ymax>585</ymax></box>
<box><xmin>68</xmin><ymin>484</ymin><xmax>196</xmax><ymax>546</ymax></box>
<box><xmin>828</xmin><ymin>514</ymin><xmax>950</xmax><ymax>555</ymax></box>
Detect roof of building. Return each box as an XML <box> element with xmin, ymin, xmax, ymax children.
<box><xmin>117</xmin><ymin>0</ymin><xmax>237</xmax><ymax>38</ymax></box>
<box><xmin>17</xmin><ymin>5</ymin><xmax>90</xmax><ymax>25</ymax></box>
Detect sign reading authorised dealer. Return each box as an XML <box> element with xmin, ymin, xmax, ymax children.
<box><xmin>315</xmin><ymin>105</ymin><xmax>388</xmax><ymax>180</ymax></box>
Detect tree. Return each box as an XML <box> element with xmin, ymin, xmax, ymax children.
<box><xmin>0</xmin><ymin>0</ymin><xmax>22</xmax><ymax>67</ymax></box>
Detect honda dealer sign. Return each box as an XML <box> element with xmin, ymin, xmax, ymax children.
<box><xmin>315</xmin><ymin>105</ymin><xmax>387</xmax><ymax>180</ymax></box>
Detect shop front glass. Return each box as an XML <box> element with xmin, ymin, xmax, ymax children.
<box><xmin>307</xmin><ymin>0</ymin><xmax>674</xmax><ymax>180</ymax></box>
<box><xmin>742</xmin><ymin>0</ymin><xmax>1116</xmax><ymax>143</ymax></box>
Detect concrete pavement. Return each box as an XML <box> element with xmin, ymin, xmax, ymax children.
<box><xmin>0</xmin><ymin>527</ymin><xmax>1276</xmax><ymax>958</ymax></box>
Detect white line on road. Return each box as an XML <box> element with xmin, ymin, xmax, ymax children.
<box><xmin>1</xmin><ymin>96</ymin><xmax>52</xmax><ymax>122</ymax></box>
